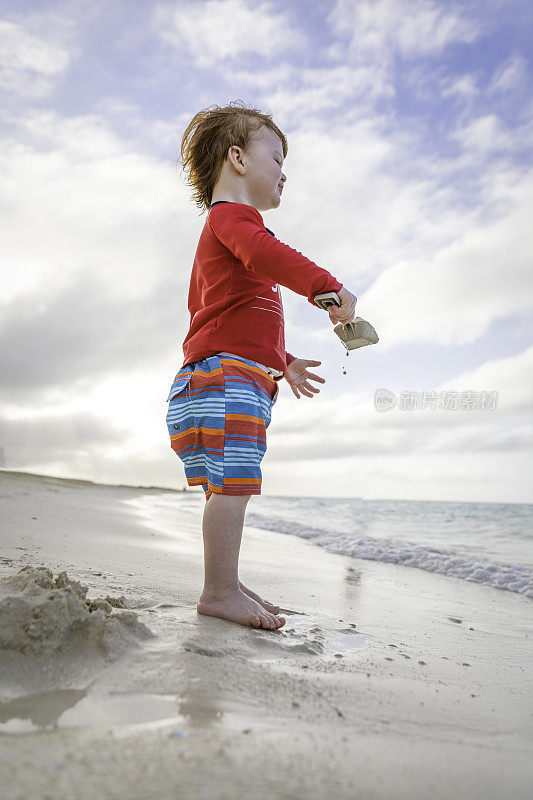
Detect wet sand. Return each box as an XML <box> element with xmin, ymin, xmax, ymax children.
<box><xmin>0</xmin><ymin>469</ymin><xmax>532</xmax><ymax>800</ymax></box>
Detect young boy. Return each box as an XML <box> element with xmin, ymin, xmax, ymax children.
<box><xmin>166</xmin><ymin>103</ymin><xmax>357</xmax><ymax>631</ymax></box>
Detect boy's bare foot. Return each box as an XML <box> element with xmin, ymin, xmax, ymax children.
<box><xmin>238</xmin><ymin>580</ymin><xmax>281</xmax><ymax>614</ymax></box>
<box><xmin>197</xmin><ymin>587</ymin><xmax>286</xmax><ymax>630</ymax></box>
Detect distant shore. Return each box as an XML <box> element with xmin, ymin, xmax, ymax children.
<box><xmin>0</xmin><ymin>467</ymin><xmax>202</xmax><ymax>494</ymax></box>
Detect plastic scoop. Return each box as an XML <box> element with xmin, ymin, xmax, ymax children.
<box><xmin>313</xmin><ymin>292</ymin><xmax>379</xmax><ymax>352</ymax></box>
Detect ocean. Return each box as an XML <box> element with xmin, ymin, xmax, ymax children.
<box><xmin>147</xmin><ymin>491</ymin><xmax>533</xmax><ymax>599</ymax></box>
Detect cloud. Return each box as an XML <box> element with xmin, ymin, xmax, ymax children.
<box><xmin>328</xmin><ymin>0</ymin><xmax>479</xmax><ymax>62</ymax></box>
<box><xmin>230</xmin><ymin>62</ymin><xmax>393</xmax><ymax>115</ymax></box>
<box><xmin>452</xmin><ymin>113</ymin><xmax>533</xmax><ymax>155</ymax></box>
<box><xmin>0</xmin><ymin>15</ymin><xmax>77</xmax><ymax>98</ymax></box>
<box><xmin>0</xmin><ymin>109</ymin><xmax>193</xmax><ymax>305</ymax></box>
<box><xmin>317</xmin><ymin>0</ymin><xmax>489</xmax><ymax>137</ymax></box>
<box><xmin>153</xmin><ymin>0</ymin><xmax>306</xmax><ymax>68</ymax></box>
<box><xmin>265</xmin><ymin>342</ymin><xmax>533</xmax><ymax>467</ymax></box>
<box><xmin>0</xmin><ymin>410</ymin><xmax>127</xmax><ymax>455</ymax></box>
<box><xmin>489</xmin><ymin>53</ymin><xmax>529</xmax><ymax>94</ymax></box>
<box><xmin>267</xmin><ymin>419</ymin><xmax>533</xmax><ymax>463</ymax></box>
<box><xmin>359</xmin><ymin>169</ymin><xmax>533</xmax><ymax>349</ymax></box>
<box><xmin>0</xmin><ymin>108</ymin><xmax>199</xmax><ymax>402</ymax></box>
<box><xmin>441</xmin><ymin>73</ymin><xmax>479</xmax><ymax>100</ymax></box>
<box><xmin>438</xmin><ymin>343</ymin><xmax>533</xmax><ymax>413</ymax></box>
<box><xmin>0</xmin><ymin>271</ymin><xmax>183</xmax><ymax>401</ymax></box>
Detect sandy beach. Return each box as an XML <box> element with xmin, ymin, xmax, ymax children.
<box><xmin>0</xmin><ymin>469</ymin><xmax>531</xmax><ymax>800</ymax></box>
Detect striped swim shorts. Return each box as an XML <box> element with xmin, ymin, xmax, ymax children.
<box><xmin>165</xmin><ymin>354</ymin><xmax>280</xmax><ymax>503</ymax></box>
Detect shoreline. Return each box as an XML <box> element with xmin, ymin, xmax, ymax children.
<box><xmin>1</xmin><ymin>470</ymin><xmax>532</xmax><ymax>800</ymax></box>
<box><xmin>2</xmin><ymin>469</ymin><xmax>529</xmax><ymax>505</ymax></box>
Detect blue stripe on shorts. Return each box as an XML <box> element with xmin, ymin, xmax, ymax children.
<box><xmin>165</xmin><ymin>354</ymin><xmax>279</xmax><ymax>501</ymax></box>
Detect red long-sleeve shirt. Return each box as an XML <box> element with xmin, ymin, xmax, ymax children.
<box><xmin>181</xmin><ymin>201</ymin><xmax>343</xmax><ymax>376</ymax></box>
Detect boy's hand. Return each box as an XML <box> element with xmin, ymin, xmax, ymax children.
<box><xmin>328</xmin><ymin>286</ymin><xmax>357</xmax><ymax>325</ymax></box>
<box><xmin>284</xmin><ymin>358</ymin><xmax>325</xmax><ymax>399</ymax></box>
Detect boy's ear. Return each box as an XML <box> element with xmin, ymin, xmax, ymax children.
<box><xmin>228</xmin><ymin>145</ymin><xmax>246</xmax><ymax>174</ymax></box>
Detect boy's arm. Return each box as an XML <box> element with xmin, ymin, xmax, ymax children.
<box><xmin>286</xmin><ymin>351</ymin><xmax>296</xmax><ymax>367</ymax></box>
<box><xmin>208</xmin><ymin>204</ymin><xmax>343</xmax><ymax>306</ymax></box>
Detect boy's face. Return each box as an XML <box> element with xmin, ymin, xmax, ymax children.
<box><xmin>241</xmin><ymin>127</ymin><xmax>286</xmax><ymax>211</ymax></box>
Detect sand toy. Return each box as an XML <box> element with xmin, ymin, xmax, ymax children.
<box><xmin>313</xmin><ymin>291</ymin><xmax>379</xmax><ymax>352</ymax></box>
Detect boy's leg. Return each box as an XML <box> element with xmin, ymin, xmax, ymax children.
<box><xmin>201</xmin><ymin>493</ymin><xmax>249</xmax><ymax>593</ymax></box>
<box><xmin>197</xmin><ymin>493</ymin><xmax>285</xmax><ymax>630</ymax></box>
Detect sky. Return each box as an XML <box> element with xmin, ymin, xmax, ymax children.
<box><xmin>0</xmin><ymin>0</ymin><xmax>532</xmax><ymax>503</ymax></box>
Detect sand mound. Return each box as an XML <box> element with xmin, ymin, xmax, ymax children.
<box><xmin>0</xmin><ymin>566</ymin><xmax>153</xmax><ymax>661</ymax></box>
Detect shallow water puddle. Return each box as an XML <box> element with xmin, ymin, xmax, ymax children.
<box><xmin>0</xmin><ymin>689</ymin><xmax>298</xmax><ymax>736</ymax></box>
<box><xmin>329</xmin><ymin>629</ymin><xmax>371</xmax><ymax>656</ymax></box>
<box><xmin>248</xmin><ymin>612</ymin><xmax>373</xmax><ymax>662</ymax></box>
<box><xmin>0</xmin><ymin>689</ymin><xmax>183</xmax><ymax>735</ymax></box>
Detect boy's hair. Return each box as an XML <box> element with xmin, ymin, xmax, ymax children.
<box><xmin>178</xmin><ymin>100</ymin><xmax>288</xmax><ymax>214</ymax></box>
